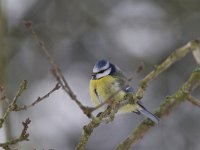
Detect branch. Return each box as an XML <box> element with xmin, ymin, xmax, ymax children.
<box><xmin>23</xmin><ymin>20</ymin><xmax>200</xmax><ymax>150</ymax></box>
<box><xmin>75</xmin><ymin>39</ymin><xmax>200</xmax><ymax>149</ymax></box>
<box><xmin>0</xmin><ymin>85</ymin><xmax>6</xmax><ymax>101</ymax></box>
<box><xmin>192</xmin><ymin>44</ymin><xmax>200</xmax><ymax>65</ymax></box>
<box><xmin>89</xmin><ymin>62</ymin><xmax>145</xmax><ymax>112</ymax></box>
<box><xmin>0</xmin><ymin>70</ymin><xmax>60</xmax><ymax>150</ymax></box>
<box><xmin>0</xmin><ymin>118</ymin><xmax>31</xmax><ymax>150</ymax></box>
<box><xmin>14</xmin><ymin>83</ymin><xmax>61</xmax><ymax>111</ymax></box>
<box><xmin>90</xmin><ymin>39</ymin><xmax>200</xmax><ymax>114</ymax></box>
<box><xmin>76</xmin><ymin>105</ymin><xmax>115</xmax><ymax>150</ymax></box>
<box><xmin>24</xmin><ymin>20</ymin><xmax>200</xmax><ymax>119</ymax></box>
<box><xmin>23</xmin><ymin>21</ymin><xmax>94</xmax><ymax>117</ymax></box>
<box><xmin>0</xmin><ymin>80</ymin><xmax>27</xmax><ymax>128</ymax></box>
<box><xmin>187</xmin><ymin>95</ymin><xmax>200</xmax><ymax>108</ymax></box>
<box><xmin>116</xmin><ymin>67</ymin><xmax>200</xmax><ymax>150</ymax></box>
<box><xmin>135</xmin><ymin>39</ymin><xmax>200</xmax><ymax>99</ymax></box>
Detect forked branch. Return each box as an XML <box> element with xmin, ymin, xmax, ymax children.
<box><xmin>116</xmin><ymin>67</ymin><xmax>200</xmax><ymax>150</ymax></box>
<box><xmin>76</xmin><ymin>39</ymin><xmax>200</xmax><ymax>150</ymax></box>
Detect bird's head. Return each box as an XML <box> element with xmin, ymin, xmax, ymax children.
<box><xmin>91</xmin><ymin>60</ymin><xmax>116</xmax><ymax>79</ymax></box>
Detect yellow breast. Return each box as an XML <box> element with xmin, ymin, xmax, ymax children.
<box><xmin>89</xmin><ymin>75</ymin><xmax>125</xmax><ymax>106</ymax></box>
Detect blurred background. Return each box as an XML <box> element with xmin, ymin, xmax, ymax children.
<box><xmin>0</xmin><ymin>0</ymin><xmax>200</xmax><ymax>150</ymax></box>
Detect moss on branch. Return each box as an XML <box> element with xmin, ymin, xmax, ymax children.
<box><xmin>76</xmin><ymin>39</ymin><xmax>200</xmax><ymax>150</ymax></box>
<box><xmin>116</xmin><ymin>67</ymin><xmax>200</xmax><ymax>150</ymax></box>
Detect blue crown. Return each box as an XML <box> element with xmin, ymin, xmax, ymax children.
<box><xmin>95</xmin><ymin>60</ymin><xmax>108</xmax><ymax>69</ymax></box>
<box><xmin>93</xmin><ymin>60</ymin><xmax>110</xmax><ymax>73</ymax></box>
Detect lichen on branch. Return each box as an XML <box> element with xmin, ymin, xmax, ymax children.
<box><xmin>116</xmin><ymin>67</ymin><xmax>200</xmax><ymax>150</ymax></box>
<box><xmin>76</xmin><ymin>39</ymin><xmax>200</xmax><ymax>150</ymax></box>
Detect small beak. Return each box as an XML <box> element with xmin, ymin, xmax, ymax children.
<box><xmin>91</xmin><ymin>73</ymin><xmax>96</xmax><ymax>79</ymax></box>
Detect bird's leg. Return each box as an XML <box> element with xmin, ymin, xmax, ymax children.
<box><xmin>123</xmin><ymin>93</ymin><xmax>138</xmax><ymax>105</ymax></box>
<box><xmin>96</xmin><ymin>112</ymin><xmax>103</xmax><ymax>117</ymax></box>
<box><xmin>97</xmin><ymin>101</ymin><xmax>120</xmax><ymax>124</ymax></box>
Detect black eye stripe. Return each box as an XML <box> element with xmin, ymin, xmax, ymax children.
<box><xmin>97</xmin><ymin>67</ymin><xmax>110</xmax><ymax>74</ymax></box>
<box><xmin>98</xmin><ymin>70</ymin><xmax>106</xmax><ymax>73</ymax></box>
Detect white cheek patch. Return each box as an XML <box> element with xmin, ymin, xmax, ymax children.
<box><xmin>96</xmin><ymin>68</ymin><xmax>111</xmax><ymax>79</ymax></box>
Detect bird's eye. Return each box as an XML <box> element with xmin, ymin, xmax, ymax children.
<box><xmin>98</xmin><ymin>70</ymin><xmax>105</xmax><ymax>73</ymax></box>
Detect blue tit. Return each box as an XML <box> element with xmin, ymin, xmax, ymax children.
<box><xmin>89</xmin><ymin>60</ymin><xmax>159</xmax><ymax>124</ymax></box>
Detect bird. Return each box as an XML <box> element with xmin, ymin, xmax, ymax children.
<box><xmin>89</xmin><ymin>60</ymin><xmax>159</xmax><ymax>124</ymax></box>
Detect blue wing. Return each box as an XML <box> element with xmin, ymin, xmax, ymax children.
<box><xmin>123</xmin><ymin>85</ymin><xmax>159</xmax><ymax>124</ymax></box>
<box><xmin>137</xmin><ymin>101</ymin><xmax>159</xmax><ymax>124</ymax></box>
<box><xmin>124</xmin><ymin>85</ymin><xmax>135</xmax><ymax>93</ymax></box>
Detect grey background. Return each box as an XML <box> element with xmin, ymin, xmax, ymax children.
<box><xmin>0</xmin><ymin>0</ymin><xmax>200</xmax><ymax>150</ymax></box>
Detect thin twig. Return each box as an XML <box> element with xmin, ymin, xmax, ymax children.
<box><xmin>76</xmin><ymin>98</ymin><xmax>134</xmax><ymax>150</ymax></box>
<box><xmin>192</xmin><ymin>45</ymin><xmax>200</xmax><ymax>65</ymax></box>
<box><xmin>92</xmin><ymin>39</ymin><xmax>200</xmax><ymax>111</ymax></box>
<box><xmin>116</xmin><ymin>68</ymin><xmax>200</xmax><ymax>150</ymax></box>
<box><xmin>76</xmin><ymin>39</ymin><xmax>200</xmax><ymax>150</ymax></box>
<box><xmin>0</xmin><ymin>80</ymin><xmax>27</xmax><ymax>128</ymax></box>
<box><xmin>24</xmin><ymin>21</ymin><xmax>200</xmax><ymax>150</ymax></box>
<box><xmin>0</xmin><ymin>85</ymin><xmax>6</xmax><ymax>101</ymax></box>
<box><xmin>187</xmin><ymin>95</ymin><xmax>200</xmax><ymax>108</ymax></box>
<box><xmin>76</xmin><ymin>105</ymin><xmax>114</xmax><ymax>150</ymax></box>
<box><xmin>24</xmin><ymin>21</ymin><xmax>148</xmax><ymax>116</ymax></box>
<box><xmin>0</xmin><ymin>118</ymin><xmax>31</xmax><ymax>149</ymax></box>
<box><xmin>23</xmin><ymin>21</ymin><xmax>94</xmax><ymax>117</ymax></box>
<box><xmin>14</xmin><ymin>83</ymin><xmax>61</xmax><ymax>111</ymax></box>
<box><xmin>135</xmin><ymin>39</ymin><xmax>200</xmax><ymax>99</ymax></box>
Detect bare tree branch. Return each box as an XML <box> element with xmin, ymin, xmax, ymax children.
<box><xmin>0</xmin><ymin>85</ymin><xmax>6</xmax><ymax>101</ymax></box>
<box><xmin>192</xmin><ymin>45</ymin><xmax>200</xmax><ymax>66</ymax></box>
<box><xmin>0</xmin><ymin>70</ymin><xmax>63</xmax><ymax>150</ymax></box>
<box><xmin>23</xmin><ymin>21</ymin><xmax>200</xmax><ymax>150</ymax></box>
<box><xmin>90</xmin><ymin>39</ymin><xmax>200</xmax><ymax>115</ymax></box>
<box><xmin>23</xmin><ymin>20</ymin><xmax>95</xmax><ymax>117</ymax></box>
<box><xmin>76</xmin><ymin>39</ymin><xmax>200</xmax><ymax>150</ymax></box>
<box><xmin>0</xmin><ymin>80</ymin><xmax>27</xmax><ymax>128</ymax></box>
<box><xmin>135</xmin><ymin>39</ymin><xmax>200</xmax><ymax>100</ymax></box>
<box><xmin>0</xmin><ymin>81</ymin><xmax>60</xmax><ymax>149</ymax></box>
<box><xmin>0</xmin><ymin>118</ymin><xmax>31</xmax><ymax>150</ymax></box>
<box><xmin>187</xmin><ymin>95</ymin><xmax>200</xmax><ymax>108</ymax></box>
<box><xmin>116</xmin><ymin>68</ymin><xmax>200</xmax><ymax>150</ymax></box>
<box><xmin>14</xmin><ymin>83</ymin><xmax>61</xmax><ymax>111</ymax></box>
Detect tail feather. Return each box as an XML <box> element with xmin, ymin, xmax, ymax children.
<box><xmin>137</xmin><ymin>103</ymin><xmax>159</xmax><ymax>124</ymax></box>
